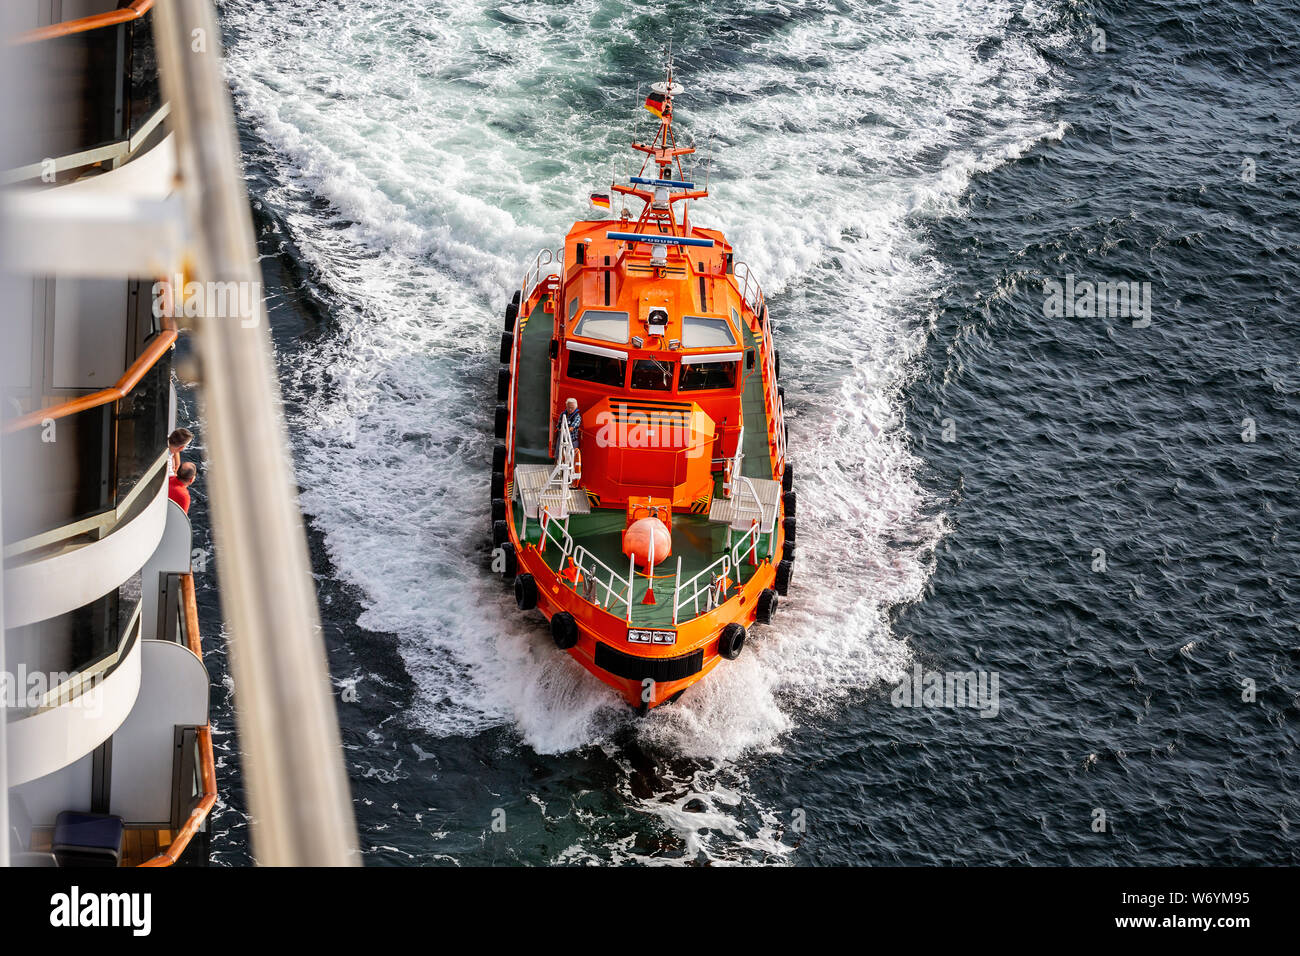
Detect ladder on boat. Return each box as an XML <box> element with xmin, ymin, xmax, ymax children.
<box><xmin>514</xmin><ymin>413</ymin><xmax>590</xmax><ymax>519</ymax></box>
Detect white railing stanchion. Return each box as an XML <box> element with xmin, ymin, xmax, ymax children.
<box><xmin>570</xmin><ymin>545</ymin><xmax>635</xmax><ymax>621</ymax></box>
<box><xmin>673</xmin><ymin>556</ymin><xmax>682</xmax><ymax>625</ymax></box>
<box><xmin>627</xmin><ymin>552</ymin><xmax>635</xmax><ymax>622</ymax></box>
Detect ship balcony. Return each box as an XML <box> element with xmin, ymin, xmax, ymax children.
<box><xmin>3</xmin><ymin>1</ymin><xmax>168</xmax><ymax>187</ymax></box>
<box><xmin>4</xmin><ymin>479</ymin><xmax>197</xmax><ymax>769</ymax></box>
<box><xmin>3</xmin><ymin>315</ymin><xmax>177</xmax><ymax>630</ymax></box>
<box><xmin>7</xmin><ymin>567</ymin><xmax>216</xmax><ymax>867</ymax></box>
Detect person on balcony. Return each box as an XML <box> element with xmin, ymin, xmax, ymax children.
<box><xmin>169</xmin><ymin>462</ymin><xmax>197</xmax><ymax>514</ymax></box>
<box><xmin>557</xmin><ymin>397</ymin><xmax>582</xmax><ymax>451</ymax></box>
<box><xmin>168</xmin><ymin>427</ymin><xmax>194</xmax><ymax>475</ymax></box>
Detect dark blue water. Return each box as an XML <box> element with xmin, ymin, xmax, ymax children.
<box><xmin>196</xmin><ymin>0</ymin><xmax>1300</xmax><ymax>864</ymax></box>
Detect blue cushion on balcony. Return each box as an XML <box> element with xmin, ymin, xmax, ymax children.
<box><xmin>52</xmin><ymin>811</ymin><xmax>124</xmax><ymax>866</ymax></box>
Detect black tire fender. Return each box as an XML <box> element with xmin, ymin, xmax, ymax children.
<box><xmin>551</xmin><ymin>612</ymin><xmax>579</xmax><ymax>650</ymax></box>
<box><xmin>500</xmin><ymin>541</ymin><xmax>518</xmax><ymax>580</ymax></box>
<box><xmin>717</xmin><ymin>623</ymin><xmax>746</xmax><ymax>660</ymax></box>
<box><xmin>514</xmin><ymin>573</ymin><xmax>538</xmax><ymax>611</ymax></box>
<box><xmin>774</xmin><ymin>560</ymin><xmax>793</xmax><ymax>597</ymax></box>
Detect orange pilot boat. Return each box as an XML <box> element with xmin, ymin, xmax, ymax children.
<box><xmin>490</xmin><ymin>71</ymin><xmax>794</xmax><ymax>712</ymax></box>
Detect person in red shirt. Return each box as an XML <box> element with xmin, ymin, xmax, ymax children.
<box><xmin>168</xmin><ymin>461</ymin><xmax>196</xmax><ymax>514</ymax></box>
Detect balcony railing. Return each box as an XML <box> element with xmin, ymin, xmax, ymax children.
<box><xmin>2</xmin><ymin>316</ymin><xmax>177</xmax><ymax>557</ymax></box>
<box><xmin>3</xmin><ymin>2</ymin><xmax>165</xmax><ymax>184</ymax></box>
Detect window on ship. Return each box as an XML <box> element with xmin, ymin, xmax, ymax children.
<box><xmin>679</xmin><ymin>360</ymin><xmax>739</xmax><ymax>391</ymax></box>
<box><xmin>573</xmin><ymin>309</ymin><xmax>630</xmax><ymax>343</ymax></box>
<box><xmin>566</xmin><ymin>350</ymin><xmax>626</xmax><ymax>387</ymax></box>
<box><xmin>630</xmin><ymin>358</ymin><xmax>675</xmax><ymax>391</ymax></box>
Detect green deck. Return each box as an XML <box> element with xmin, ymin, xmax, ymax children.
<box><xmin>513</xmin><ymin>302</ymin><xmax>554</xmax><ymax>465</ymax></box>
<box><xmin>510</xmin><ymin>299</ymin><xmax>775</xmax><ymax>627</ymax></box>
<box><xmin>738</xmin><ymin>321</ymin><xmax>776</xmax><ymax>480</ymax></box>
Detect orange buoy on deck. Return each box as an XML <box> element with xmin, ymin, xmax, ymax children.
<box><xmin>622</xmin><ymin>516</ymin><xmax>671</xmax><ymax>570</ymax></box>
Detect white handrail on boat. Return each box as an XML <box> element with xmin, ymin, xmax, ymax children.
<box><xmin>724</xmin><ymin>425</ymin><xmax>744</xmax><ymax>498</ymax></box>
<box><xmin>519</xmin><ymin>246</ymin><xmax>563</xmax><ymax>311</ymax></box>
<box><xmin>539</xmin><ymin>414</ymin><xmax>580</xmax><ymax>519</ymax></box>
<box><xmin>733</xmin><ymin>260</ymin><xmax>765</xmax><ymax>320</ymax></box>
<box><xmin>731</xmin><ymin>517</ymin><xmax>763</xmax><ymax>568</ymax></box>
<box><xmin>731</xmin><ymin>474</ymin><xmax>765</xmax><ymax>529</ymax></box>
<box><xmin>671</xmin><ymin>521</ymin><xmax>761</xmax><ymax>625</ymax></box>
<box><xmin>536</xmin><ymin>505</ymin><xmax>575</xmax><ymax>561</ymax></box>
<box><xmin>571</xmin><ymin>544</ymin><xmax>634</xmax><ymax>621</ymax></box>
<box><xmin>731</xmin><ymin>261</ymin><xmax>785</xmax><ymax>475</ymax></box>
<box><xmin>763</xmin><ymin>306</ymin><xmax>787</xmax><ymax>472</ymax></box>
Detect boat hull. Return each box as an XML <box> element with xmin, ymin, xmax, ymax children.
<box><xmin>508</xmin><ymin>534</ymin><xmax>780</xmax><ymax>709</ymax></box>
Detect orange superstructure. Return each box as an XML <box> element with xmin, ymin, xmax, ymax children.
<box><xmin>491</xmin><ymin>68</ymin><xmax>795</xmax><ymax>711</ymax></box>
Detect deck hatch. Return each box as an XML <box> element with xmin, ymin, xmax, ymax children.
<box><xmin>594</xmin><ymin>643</ymin><xmax>704</xmax><ymax>683</ymax></box>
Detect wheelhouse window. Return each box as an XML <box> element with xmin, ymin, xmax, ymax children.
<box><xmin>573</xmin><ymin>309</ymin><xmax>630</xmax><ymax>344</ymax></box>
<box><xmin>682</xmin><ymin>315</ymin><xmax>736</xmax><ymax>349</ymax></box>
<box><xmin>630</xmin><ymin>358</ymin><xmax>675</xmax><ymax>391</ymax></box>
<box><xmin>679</xmin><ymin>360</ymin><xmax>739</xmax><ymax>391</ymax></box>
<box><xmin>566</xmin><ymin>348</ymin><xmax>626</xmax><ymax>387</ymax></box>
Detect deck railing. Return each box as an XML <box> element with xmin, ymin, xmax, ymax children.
<box><xmin>732</xmin><ymin>260</ymin><xmax>766</xmax><ymax>320</ymax></box>
<box><xmin>518</xmin><ymin>246</ymin><xmax>563</xmax><ymax>311</ymax></box>
<box><xmin>13</xmin><ymin>0</ymin><xmax>156</xmax><ymax>43</ymax></box>
<box><xmin>2</xmin><ymin>315</ymin><xmax>177</xmax><ymax>556</ymax></box>
<box><xmin>530</xmin><ymin>505</ymin><xmax>573</xmax><ymax>559</ymax></box>
<box><xmin>5</xmin><ymin>1</ymin><xmax>167</xmax><ymax>184</ymax></box>
<box><xmin>571</xmin><ymin>545</ymin><xmax>635</xmax><ymax>622</ymax></box>
<box><xmin>731</xmin><ymin>261</ymin><xmax>785</xmax><ymax>475</ymax></box>
<box><xmin>762</xmin><ymin>306</ymin><xmax>787</xmax><ymax>471</ymax></box>
<box><xmin>672</xmin><ymin>520</ymin><xmax>761</xmax><ymax>625</ymax></box>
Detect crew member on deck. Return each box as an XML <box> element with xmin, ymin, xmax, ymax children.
<box><xmin>558</xmin><ymin>397</ymin><xmax>582</xmax><ymax>451</ymax></box>
<box><xmin>169</xmin><ymin>462</ymin><xmax>197</xmax><ymax>514</ymax></box>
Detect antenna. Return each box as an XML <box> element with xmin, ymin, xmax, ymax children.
<box><xmin>705</xmin><ymin>131</ymin><xmax>713</xmax><ymax>192</ymax></box>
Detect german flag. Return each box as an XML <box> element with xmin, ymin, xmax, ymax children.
<box><xmin>589</xmin><ymin>192</ymin><xmax>611</xmax><ymax>209</ymax></box>
<box><xmin>644</xmin><ymin>91</ymin><xmax>668</xmax><ymax>118</ymax></box>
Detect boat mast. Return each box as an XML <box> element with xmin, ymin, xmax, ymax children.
<box><xmin>613</xmin><ymin>63</ymin><xmax>708</xmax><ymax>238</ymax></box>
